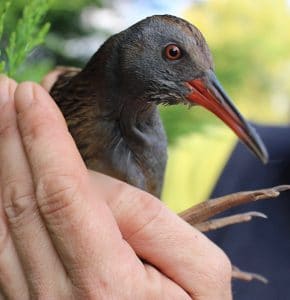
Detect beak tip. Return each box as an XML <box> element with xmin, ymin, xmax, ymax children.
<box><xmin>253</xmin><ymin>142</ymin><xmax>268</xmax><ymax>164</ymax></box>
<box><xmin>249</xmin><ymin>136</ymin><xmax>269</xmax><ymax>165</ymax></box>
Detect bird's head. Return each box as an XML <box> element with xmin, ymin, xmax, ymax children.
<box><xmin>88</xmin><ymin>15</ymin><xmax>268</xmax><ymax>163</ymax></box>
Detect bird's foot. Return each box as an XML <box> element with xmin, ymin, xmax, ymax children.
<box><xmin>179</xmin><ymin>185</ymin><xmax>290</xmax><ymax>225</ymax></box>
<box><xmin>178</xmin><ymin>185</ymin><xmax>290</xmax><ymax>282</ymax></box>
<box><xmin>232</xmin><ymin>265</ymin><xmax>268</xmax><ymax>284</ymax></box>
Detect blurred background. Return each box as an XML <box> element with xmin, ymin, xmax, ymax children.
<box><xmin>1</xmin><ymin>0</ymin><xmax>290</xmax><ymax>211</ymax></box>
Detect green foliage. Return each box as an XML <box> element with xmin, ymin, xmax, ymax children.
<box><xmin>0</xmin><ymin>0</ymin><xmax>103</xmax><ymax>80</ymax></box>
<box><xmin>0</xmin><ymin>0</ymin><xmax>51</xmax><ymax>78</ymax></box>
<box><xmin>0</xmin><ymin>1</ymin><xmax>11</xmax><ymax>73</ymax></box>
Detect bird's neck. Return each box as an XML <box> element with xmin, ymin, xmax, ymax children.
<box><xmin>69</xmin><ymin>52</ymin><xmax>167</xmax><ymax>197</ymax></box>
<box><xmin>53</xmin><ymin>35</ymin><xmax>167</xmax><ymax>197</ymax></box>
<box><xmin>77</xmin><ymin>34</ymin><xmax>160</xmax><ymax>139</ymax></box>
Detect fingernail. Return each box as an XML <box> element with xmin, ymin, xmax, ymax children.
<box><xmin>0</xmin><ymin>75</ymin><xmax>10</xmax><ymax>105</ymax></box>
<box><xmin>15</xmin><ymin>82</ymin><xmax>34</xmax><ymax>113</ymax></box>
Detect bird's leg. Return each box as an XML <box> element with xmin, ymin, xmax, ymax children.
<box><xmin>179</xmin><ymin>185</ymin><xmax>290</xmax><ymax>226</ymax></box>
<box><xmin>194</xmin><ymin>211</ymin><xmax>267</xmax><ymax>232</ymax></box>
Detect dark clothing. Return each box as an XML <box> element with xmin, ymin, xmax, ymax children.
<box><xmin>208</xmin><ymin>125</ymin><xmax>290</xmax><ymax>299</ymax></box>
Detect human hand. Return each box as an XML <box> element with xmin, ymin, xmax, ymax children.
<box><xmin>0</xmin><ymin>74</ymin><xmax>232</xmax><ymax>299</ymax></box>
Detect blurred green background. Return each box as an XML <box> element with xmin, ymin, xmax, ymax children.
<box><xmin>1</xmin><ymin>0</ymin><xmax>290</xmax><ymax>211</ymax></box>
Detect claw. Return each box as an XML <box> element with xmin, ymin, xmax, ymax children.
<box><xmin>232</xmin><ymin>266</ymin><xmax>268</xmax><ymax>284</ymax></box>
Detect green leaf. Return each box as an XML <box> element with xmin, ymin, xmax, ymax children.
<box><xmin>0</xmin><ymin>1</ymin><xmax>10</xmax><ymax>38</ymax></box>
<box><xmin>4</xmin><ymin>0</ymin><xmax>51</xmax><ymax>77</ymax></box>
<box><xmin>0</xmin><ymin>1</ymin><xmax>11</xmax><ymax>73</ymax></box>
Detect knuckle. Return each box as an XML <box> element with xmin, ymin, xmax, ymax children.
<box><xmin>2</xmin><ymin>178</ymin><xmax>36</xmax><ymax>226</ymax></box>
<box><xmin>118</xmin><ymin>186</ymin><xmax>163</xmax><ymax>240</ymax></box>
<box><xmin>36</xmin><ymin>172</ymin><xmax>80</xmax><ymax>220</ymax></box>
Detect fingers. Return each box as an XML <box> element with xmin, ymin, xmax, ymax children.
<box><xmin>0</xmin><ymin>76</ymin><xmax>28</xmax><ymax>299</ymax></box>
<box><xmin>0</xmin><ymin>226</ymin><xmax>28</xmax><ymax>300</ymax></box>
<box><xmin>89</xmin><ymin>172</ymin><xmax>232</xmax><ymax>299</ymax></box>
<box><xmin>13</xmin><ymin>82</ymin><xmax>133</xmax><ymax>292</ymax></box>
<box><xmin>0</xmin><ymin>76</ymin><xmax>68</xmax><ymax>297</ymax></box>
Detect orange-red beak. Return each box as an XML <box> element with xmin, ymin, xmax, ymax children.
<box><xmin>186</xmin><ymin>70</ymin><xmax>268</xmax><ymax>163</ymax></box>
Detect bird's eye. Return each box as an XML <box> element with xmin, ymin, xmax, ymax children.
<box><xmin>164</xmin><ymin>44</ymin><xmax>182</xmax><ymax>60</ymax></box>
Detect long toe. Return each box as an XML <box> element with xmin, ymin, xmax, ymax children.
<box><xmin>194</xmin><ymin>211</ymin><xmax>267</xmax><ymax>232</ymax></box>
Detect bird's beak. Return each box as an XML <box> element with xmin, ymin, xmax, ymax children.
<box><xmin>186</xmin><ymin>70</ymin><xmax>268</xmax><ymax>163</ymax></box>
